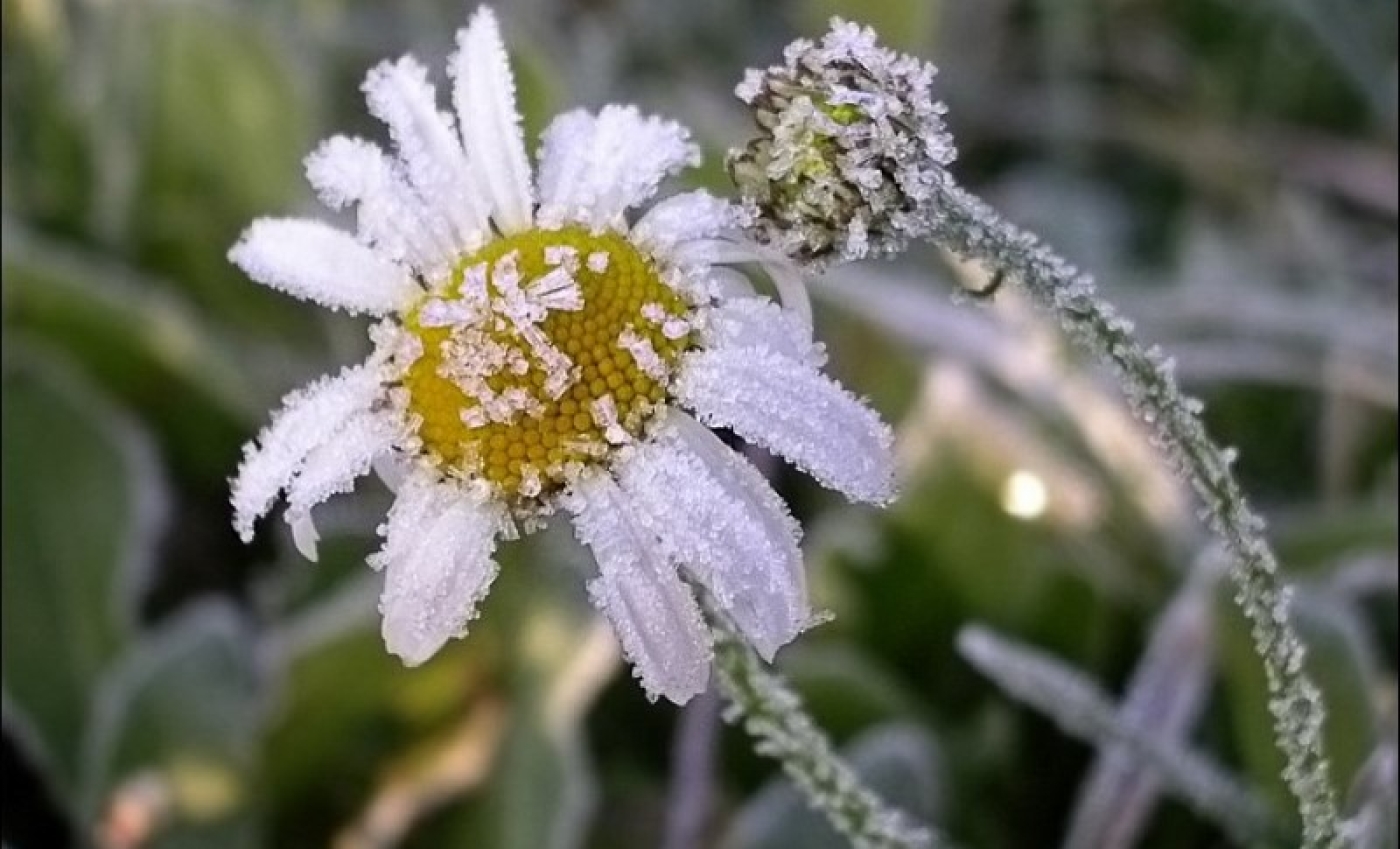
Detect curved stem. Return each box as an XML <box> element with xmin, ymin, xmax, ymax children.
<box><xmin>709</xmin><ymin>615</ymin><xmax>942</xmax><ymax>849</ymax></box>
<box><xmin>925</xmin><ymin>179</ymin><xmax>1342</xmax><ymax>848</ymax></box>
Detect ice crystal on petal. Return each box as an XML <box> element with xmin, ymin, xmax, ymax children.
<box><xmin>228</xmin><ymin>218</ymin><xmax>419</xmax><ymax>314</ymax></box>
<box><xmin>616</xmin><ymin>415</ymin><xmax>808</xmax><ymax>660</ymax></box>
<box><xmin>567</xmin><ymin>472</ymin><xmax>712</xmax><ymax>704</ymax></box>
<box><xmin>630</xmin><ymin>190</ymin><xmax>743</xmax><ymax>255</ymax></box>
<box><xmin>375</xmin><ymin>476</ymin><xmax>504</xmax><ymax>665</ymax></box>
<box><xmin>450</xmin><ymin>7</ymin><xmax>535</xmax><ymax>234</ymax></box>
<box><xmin>676</xmin><ymin>346</ymin><xmax>895</xmax><ymax>505</ymax></box>
<box><xmin>536</xmin><ymin>105</ymin><xmax>699</xmax><ymax>229</ymax></box>
<box><xmin>283</xmin><ymin>410</ymin><xmax>403</xmax><ymax>560</ymax></box>
<box><xmin>362</xmin><ymin>57</ymin><xmax>489</xmax><ymax>251</ymax></box>
<box><xmin>230</xmin><ymin>364</ymin><xmax>382</xmax><ymax>542</ymax></box>
<box><xmin>305</xmin><ymin>136</ymin><xmax>459</xmax><ymax>276</ymax></box>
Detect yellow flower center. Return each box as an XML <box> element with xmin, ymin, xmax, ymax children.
<box><xmin>402</xmin><ymin>227</ymin><xmax>693</xmax><ymax>506</ymax></box>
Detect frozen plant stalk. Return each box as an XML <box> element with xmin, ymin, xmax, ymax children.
<box><xmin>730</xmin><ymin>19</ymin><xmax>1342</xmax><ymax>848</ymax></box>
<box><xmin>710</xmin><ymin>613</ymin><xmax>939</xmax><ymax>849</ymax></box>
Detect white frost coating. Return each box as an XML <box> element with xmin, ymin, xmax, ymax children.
<box><xmin>566</xmin><ymin>471</ymin><xmax>711</xmax><ymax>704</ymax></box>
<box><xmin>450</xmin><ymin>7</ymin><xmax>535</xmax><ymax>234</ymax></box>
<box><xmin>535</xmin><ymin>105</ymin><xmax>700</xmax><ymax>229</ymax></box>
<box><xmin>283</xmin><ymin>410</ymin><xmax>402</xmax><ymax>561</ymax></box>
<box><xmin>668</xmin><ymin>238</ymin><xmax>812</xmax><ymax>333</ymax></box>
<box><xmin>631</xmin><ymin>190</ymin><xmax>740</xmax><ymax>255</ymax></box>
<box><xmin>361</xmin><ymin>57</ymin><xmax>488</xmax><ymax>251</ymax></box>
<box><xmin>675</xmin><ymin>346</ymin><xmax>895</xmax><ymax>505</ymax></box>
<box><xmin>702</xmin><ymin>297</ymin><xmax>823</xmax><ymax>366</ymax></box>
<box><xmin>228</xmin><ymin>218</ymin><xmax>418</xmax><ymax>315</ymax></box>
<box><xmin>374</xmin><ymin>476</ymin><xmax>504</xmax><ymax>665</ymax></box>
<box><xmin>304</xmin><ymin>136</ymin><xmax>458</xmax><ymax>276</ymax></box>
<box><xmin>230</xmin><ymin>363</ymin><xmax>382</xmax><ymax>542</ymax></box>
<box><xmin>616</xmin><ymin>417</ymin><xmax>808</xmax><ymax>660</ymax></box>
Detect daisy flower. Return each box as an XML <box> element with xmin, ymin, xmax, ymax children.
<box><xmin>229</xmin><ymin>7</ymin><xmax>894</xmax><ymax>704</ymax></box>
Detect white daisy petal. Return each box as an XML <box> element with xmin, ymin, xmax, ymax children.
<box><xmin>362</xmin><ymin>56</ymin><xmax>489</xmax><ymax>251</ymax></box>
<box><xmin>283</xmin><ymin>410</ymin><xmax>403</xmax><ymax>561</ymax></box>
<box><xmin>450</xmin><ymin>7</ymin><xmax>534</xmax><ymax>234</ymax></box>
<box><xmin>631</xmin><ymin>190</ymin><xmax>740</xmax><ymax>256</ymax></box>
<box><xmin>230</xmin><ymin>363</ymin><xmax>383</xmax><ymax>542</ymax></box>
<box><xmin>374</xmin><ymin>475</ymin><xmax>504</xmax><ymax>666</ymax></box>
<box><xmin>675</xmin><ymin>346</ymin><xmax>895</xmax><ymax>505</ymax></box>
<box><xmin>669</xmin><ymin>238</ymin><xmax>812</xmax><ymax>332</ymax></box>
<box><xmin>700</xmin><ymin>266</ymin><xmax>757</xmax><ymax>300</ymax></box>
<box><xmin>702</xmin><ymin>296</ymin><xmax>823</xmax><ymax>366</ymax></box>
<box><xmin>228</xmin><ymin>218</ymin><xmax>418</xmax><ymax>314</ymax></box>
<box><xmin>567</xmin><ymin>471</ymin><xmax>711</xmax><ymax>704</ymax></box>
<box><xmin>615</xmin><ymin>415</ymin><xmax>808</xmax><ymax>661</ymax></box>
<box><xmin>535</xmin><ymin>105</ymin><xmax>699</xmax><ymax>229</ymax></box>
<box><xmin>305</xmin><ymin>136</ymin><xmax>458</xmax><ymax>277</ymax></box>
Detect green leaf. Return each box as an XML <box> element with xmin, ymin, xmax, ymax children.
<box><xmin>1</xmin><ymin>344</ymin><xmax>166</xmax><ymax>799</ymax></box>
<box><xmin>3</xmin><ymin>227</ymin><xmax>262</xmax><ymax>482</ymax></box>
<box><xmin>721</xmin><ymin>721</ymin><xmax>944</xmax><ymax>849</ymax></box>
<box><xmin>79</xmin><ymin>601</ymin><xmax>265</xmax><ymax>849</ymax></box>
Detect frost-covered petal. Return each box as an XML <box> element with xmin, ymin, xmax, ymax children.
<box><xmin>632</xmin><ymin>191</ymin><xmax>741</xmax><ymax>257</ymax></box>
<box><xmin>373</xmin><ymin>475</ymin><xmax>504</xmax><ymax>666</ymax></box>
<box><xmin>305</xmin><ymin>136</ymin><xmax>459</xmax><ymax>277</ymax></box>
<box><xmin>702</xmin><ymin>297</ymin><xmax>823</xmax><ymax>366</ymax></box>
<box><xmin>536</xmin><ymin>105</ymin><xmax>699</xmax><ymax>229</ymax></box>
<box><xmin>283</xmin><ymin>410</ymin><xmax>403</xmax><ymax>561</ymax></box>
<box><xmin>669</xmin><ymin>237</ymin><xmax>812</xmax><ymax>331</ymax></box>
<box><xmin>362</xmin><ymin>57</ymin><xmax>489</xmax><ymax>251</ymax></box>
<box><xmin>615</xmin><ymin>415</ymin><xmax>808</xmax><ymax>660</ymax></box>
<box><xmin>230</xmin><ymin>364</ymin><xmax>383</xmax><ymax>542</ymax></box>
<box><xmin>567</xmin><ymin>471</ymin><xmax>711</xmax><ymax>704</ymax></box>
<box><xmin>228</xmin><ymin>218</ymin><xmax>418</xmax><ymax>314</ymax></box>
<box><xmin>675</xmin><ymin>346</ymin><xmax>895</xmax><ymax>505</ymax></box>
<box><xmin>450</xmin><ymin>7</ymin><xmax>534</xmax><ymax>234</ymax></box>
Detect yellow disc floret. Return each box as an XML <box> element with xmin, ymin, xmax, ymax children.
<box><xmin>401</xmin><ymin>227</ymin><xmax>692</xmax><ymax>506</ymax></box>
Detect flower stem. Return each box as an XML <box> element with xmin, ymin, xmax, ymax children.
<box><xmin>926</xmin><ymin>180</ymin><xmax>1343</xmax><ymax>848</ymax></box>
<box><xmin>709</xmin><ymin>615</ymin><xmax>941</xmax><ymax>849</ymax></box>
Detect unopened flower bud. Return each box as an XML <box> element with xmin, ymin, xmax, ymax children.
<box><xmin>728</xmin><ymin>19</ymin><xmax>957</xmax><ymax>267</ymax></box>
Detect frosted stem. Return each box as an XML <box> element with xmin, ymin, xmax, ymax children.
<box><xmin>709</xmin><ymin>615</ymin><xmax>943</xmax><ymax>849</ymax></box>
<box><xmin>925</xmin><ymin>179</ymin><xmax>1342</xmax><ymax>848</ymax></box>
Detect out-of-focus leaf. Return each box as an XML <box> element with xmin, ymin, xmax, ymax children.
<box><xmin>3</xmin><ymin>225</ymin><xmax>262</xmax><ymax>481</ymax></box>
<box><xmin>721</xmin><ymin>721</ymin><xmax>943</xmax><ymax>849</ymax></box>
<box><xmin>127</xmin><ymin>2</ymin><xmax>310</xmax><ymax>327</ymax></box>
<box><xmin>80</xmin><ymin>601</ymin><xmax>264</xmax><ymax>849</ymax></box>
<box><xmin>0</xmin><ymin>0</ymin><xmax>94</xmax><ymax>234</ymax></box>
<box><xmin>779</xmin><ymin>643</ymin><xmax>925</xmax><ymax>740</ymax></box>
<box><xmin>405</xmin><ymin>535</ymin><xmax>616</xmax><ymax>849</ymax></box>
<box><xmin>260</xmin><ymin>571</ymin><xmax>494</xmax><ymax>847</ymax></box>
<box><xmin>1</xmin><ymin>344</ymin><xmax>167</xmax><ymax>799</ymax></box>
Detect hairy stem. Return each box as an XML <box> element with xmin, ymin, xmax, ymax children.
<box><xmin>927</xmin><ymin>180</ymin><xmax>1342</xmax><ymax>848</ymax></box>
<box><xmin>709</xmin><ymin>616</ymin><xmax>941</xmax><ymax>849</ymax></box>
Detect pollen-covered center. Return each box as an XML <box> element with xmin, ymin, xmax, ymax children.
<box><xmin>402</xmin><ymin>227</ymin><xmax>693</xmax><ymax>504</ymax></box>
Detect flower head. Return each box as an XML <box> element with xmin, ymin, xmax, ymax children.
<box><xmin>728</xmin><ymin>19</ymin><xmax>957</xmax><ymax>267</ymax></box>
<box><xmin>229</xmin><ymin>7</ymin><xmax>895</xmax><ymax>704</ymax></box>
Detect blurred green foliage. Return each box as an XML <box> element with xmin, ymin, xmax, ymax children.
<box><xmin>2</xmin><ymin>1</ymin><xmax>1394</xmax><ymax>848</ymax></box>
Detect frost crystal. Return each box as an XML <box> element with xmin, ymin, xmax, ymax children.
<box><xmin>728</xmin><ymin>18</ymin><xmax>956</xmax><ymax>266</ymax></box>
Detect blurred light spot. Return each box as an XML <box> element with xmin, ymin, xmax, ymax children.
<box><xmin>1001</xmin><ymin>471</ymin><xmax>1048</xmax><ymax>520</ymax></box>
